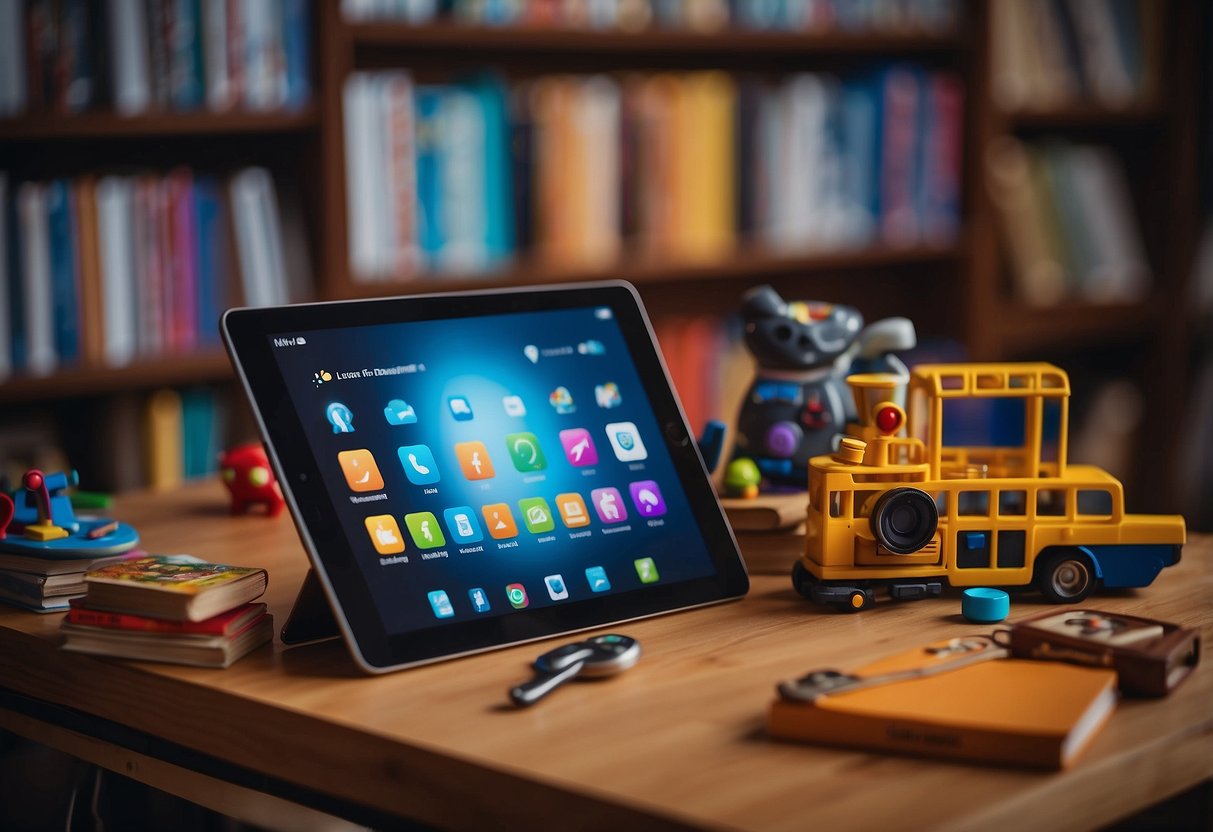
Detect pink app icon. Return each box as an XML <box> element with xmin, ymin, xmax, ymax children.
<box><xmin>590</xmin><ymin>487</ymin><xmax>628</xmax><ymax>524</ymax></box>
<box><xmin>559</xmin><ymin>428</ymin><xmax>598</xmax><ymax>467</ymax></box>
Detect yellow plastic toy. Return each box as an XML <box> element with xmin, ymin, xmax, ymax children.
<box><xmin>793</xmin><ymin>363</ymin><xmax>1186</xmax><ymax>611</ymax></box>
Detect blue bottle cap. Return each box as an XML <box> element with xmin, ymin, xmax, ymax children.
<box><xmin>962</xmin><ymin>587</ymin><xmax>1009</xmax><ymax>623</ymax></box>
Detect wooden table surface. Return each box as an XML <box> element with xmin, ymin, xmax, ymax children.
<box><xmin>1</xmin><ymin>482</ymin><xmax>1210</xmax><ymax>831</ymax></box>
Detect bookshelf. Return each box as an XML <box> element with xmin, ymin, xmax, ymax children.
<box><xmin>0</xmin><ymin>1</ymin><xmax>1204</xmax><ymax>516</ymax></box>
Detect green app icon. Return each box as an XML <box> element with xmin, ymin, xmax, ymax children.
<box><xmin>634</xmin><ymin>557</ymin><xmax>659</xmax><ymax>584</ymax></box>
<box><xmin>505</xmin><ymin>432</ymin><xmax>547</xmax><ymax>472</ymax></box>
<box><xmin>405</xmin><ymin>512</ymin><xmax>446</xmax><ymax>549</ymax></box>
<box><xmin>518</xmin><ymin>497</ymin><xmax>555</xmax><ymax>534</ymax></box>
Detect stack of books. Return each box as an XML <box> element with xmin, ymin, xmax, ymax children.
<box><xmin>60</xmin><ymin>554</ymin><xmax>273</xmax><ymax>668</ymax></box>
<box><xmin>0</xmin><ymin>549</ymin><xmax>135</xmax><ymax>613</ymax></box>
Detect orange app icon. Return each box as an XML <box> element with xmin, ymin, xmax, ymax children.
<box><xmin>364</xmin><ymin>515</ymin><xmax>405</xmax><ymax>555</ymax></box>
<box><xmin>556</xmin><ymin>492</ymin><xmax>591</xmax><ymax>528</ymax></box>
<box><xmin>338</xmin><ymin>449</ymin><xmax>384</xmax><ymax>492</ymax></box>
<box><xmin>482</xmin><ymin>503</ymin><xmax>518</xmax><ymax>539</ymax></box>
<box><xmin>455</xmin><ymin>441</ymin><xmax>496</xmax><ymax>480</ymax></box>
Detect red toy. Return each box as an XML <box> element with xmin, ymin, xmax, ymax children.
<box><xmin>219</xmin><ymin>444</ymin><xmax>285</xmax><ymax>517</ymax></box>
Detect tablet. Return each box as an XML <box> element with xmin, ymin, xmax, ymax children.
<box><xmin>222</xmin><ymin>282</ymin><xmax>748</xmax><ymax>672</ymax></box>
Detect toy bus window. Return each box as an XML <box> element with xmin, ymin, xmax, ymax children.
<box><xmin>999</xmin><ymin>490</ymin><xmax>1027</xmax><ymax>516</ymax></box>
<box><xmin>941</xmin><ymin>374</ymin><xmax>964</xmax><ymax>390</ymax></box>
<box><xmin>829</xmin><ymin>491</ymin><xmax>845</xmax><ymax>518</ymax></box>
<box><xmin>997</xmin><ymin>530</ymin><xmax>1026</xmax><ymax>568</ymax></box>
<box><xmin>1039</xmin><ymin>398</ymin><xmax>1063</xmax><ymax>468</ymax></box>
<box><xmin>957</xmin><ymin>531</ymin><xmax>990</xmax><ymax>568</ymax></box>
<box><xmin>976</xmin><ymin>372</ymin><xmax>1002</xmax><ymax>389</ymax></box>
<box><xmin>1037</xmin><ymin>489</ymin><xmax>1067</xmax><ymax>516</ymax></box>
<box><xmin>1009</xmin><ymin>373</ymin><xmax>1032</xmax><ymax>389</ymax></box>
<box><xmin>934</xmin><ymin>492</ymin><xmax>949</xmax><ymax>515</ymax></box>
<box><xmin>957</xmin><ymin>491</ymin><xmax>990</xmax><ymax>516</ymax></box>
<box><xmin>1077</xmin><ymin>490</ymin><xmax>1113</xmax><ymax>517</ymax></box>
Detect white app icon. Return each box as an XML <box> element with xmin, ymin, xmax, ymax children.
<box><xmin>502</xmin><ymin>395</ymin><xmax>526</xmax><ymax>417</ymax></box>
<box><xmin>375</xmin><ymin>524</ymin><xmax>399</xmax><ymax>547</ymax></box>
<box><xmin>544</xmin><ymin>574</ymin><xmax>569</xmax><ymax>601</ymax></box>
<box><xmin>605</xmin><ymin>421</ymin><xmax>648</xmax><ymax>462</ymax></box>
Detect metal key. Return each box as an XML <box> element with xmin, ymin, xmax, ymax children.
<box><xmin>509</xmin><ymin>634</ymin><xmax>641</xmax><ymax>707</ymax></box>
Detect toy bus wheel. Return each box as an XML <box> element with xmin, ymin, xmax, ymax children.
<box><xmin>871</xmin><ymin>488</ymin><xmax>938</xmax><ymax>555</ymax></box>
<box><xmin>1036</xmin><ymin>550</ymin><xmax>1096</xmax><ymax>603</ymax></box>
<box><xmin>792</xmin><ymin>561</ymin><xmax>813</xmax><ymax>599</ymax></box>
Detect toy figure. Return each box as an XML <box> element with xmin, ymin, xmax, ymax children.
<box><xmin>220</xmin><ymin>444</ymin><xmax>285</xmax><ymax>517</ymax></box>
<box><xmin>731</xmin><ymin>285</ymin><xmax>916</xmax><ymax>490</ymax></box>
<box><xmin>0</xmin><ymin>468</ymin><xmax>139</xmax><ymax>558</ymax></box>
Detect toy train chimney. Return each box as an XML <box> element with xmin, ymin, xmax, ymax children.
<box><xmin>846</xmin><ymin>373</ymin><xmax>908</xmax><ymax>434</ymax></box>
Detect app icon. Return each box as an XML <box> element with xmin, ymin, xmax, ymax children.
<box><xmin>544</xmin><ymin>574</ymin><xmax>569</xmax><ymax>601</ymax></box>
<box><xmin>448</xmin><ymin>396</ymin><xmax>474</xmax><ymax>421</ymax></box>
<box><xmin>313</xmin><ymin>369</ymin><xmax>332</xmax><ymax>387</ymax></box>
<box><xmin>585</xmin><ymin>566</ymin><xmax>611</xmax><ymax>593</ymax></box>
<box><xmin>523</xmin><ymin>345</ymin><xmax>539</xmax><ymax>364</ymax></box>
<box><xmin>634</xmin><ymin>557</ymin><xmax>659</xmax><ymax>584</ymax></box>
<box><xmin>405</xmin><ymin>511</ymin><xmax>446</xmax><ymax>549</ymax></box>
<box><xmin>590</xmin><ymin>487</ymin><xmax>628</xmax><ymax>524</ymax></box>
<box><xmin>555</xmin><ymin>492</ymin><xmax>591</xmax><ymax>528</ymax></box>
<box><xmin>606</xmin><ymin>421</ymin><xmax>648</xmax><ymax>462</ymax></box>
<box><xmin>364</xmin><ymin>514</ymin><xmax>405</xmax><ymax>555</ymax></box>
<box><xmin>502</xmin><ymin>395</ymin><xmax>527</xmax><ymax>417</ymax></box>
<box><xmin>454</xmin><ymin>441</ymin><xmax>495</xmax><ymax>480</ymax></box>
<box><xmin>629</xmin><ymin>481</ymin><xmax>667</xmax><ymax>518</ymax></box>
<box><xmin>549</xmin><ymin>386</ymin><xmax>576</xmax><ymax>414</ymax></box>
<box><xmin>518</xmin><ymin>497</ymin><xmax>555</xmax><ymax>534</ymax></box>
<box><xmin>506</xmin><ymin>583</ymin><xmax>529</xmax><ymax>609</ymax></box>
<box><xmin>559</xmin><ymin>428</ymin><xmax>598</xmax><ymax>467</ymax></box>
<box><xmin>338</xmin><ymin>449</ymin><xmax>384</xmax><ymax>492</ymax></box>
<box><xmin>468</xmin><ymin>587</ymin><xmax>491</xmax><ymax>613</ymax></box>
<box><xmin>482</xmin><ymin>503</ymin><xmax>518</xmax><ymax>539</ymax></box>
<box><xmin>383</xmin><ymin>398</ymin><xmax>417</xmax><ymax>426</ymax></box>
<box><xmin>443</xmin><ymin>506</ymin><xmax>483</xmax><ymax>544</ymax></box>
<box><xmin>577</xmin><ymin>339</ymin><xmax>605</xmax><ymax>355</ymax></box>
<box><xmin>505</xmin><ymin>432</ymin><xmax>547</xmax><ymax>472</ymax></box>
<box><xmin>595</xmin><ymin>382</ymin><xmax>622</xmax><ymax>409</ymax></box>
<box><xmin>427</xmin><ymin>590</ymin><xmax>455</xmax><ymax>618</ymax></box>
<box><xmin>326</xmin><ymin>402</ymin><xmax>354</xmax><ymax>433</ymax></box>
<box><xmin>397</xmin><ymin>444</ymin><xmax>440</xmax><ymax>485</ymax></box>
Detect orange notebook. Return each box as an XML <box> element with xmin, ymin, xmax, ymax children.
<box><xmin>769</xmin><ymin>643</ymin><xmax>1117</xmax><ymax>769</ymax></box>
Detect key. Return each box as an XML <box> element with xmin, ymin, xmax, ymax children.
<box><xmin>508</xmin><ymin>635</ymin><xmax>642</xmax><ymax>707</ymax></box>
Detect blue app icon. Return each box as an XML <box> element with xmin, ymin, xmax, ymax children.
<box><xmin>398</xmin><ymin>444</ymin><xmax>440</xmax><ymax>485</ymax></box>
<box><xmin>326</xmin><ymin>402</ymin><xmax>354</xmax><ymax>433</ymax></box>
<box><xmin>448</xmin><ymin>396</ymin><xmax>474</xmax><ymax>421</ymax></box>
<box><xmin>427</xmin><ymin>590</ymin><xmax>454</xmax><ymax>619</ymax></box>
<box><xmin>585</xmin><ymin>566</ymin><xmax>611</xmax><ymax>593</ymax></box>
<box><xmin>384</xmin><ymin>398</ymin><xmax>417</xmax><ymax>426</ymax></box>
<box><xmin>468</xmin><ymin>587</ymin><xmax>491</xmax><ymax>613</ymax></box>
<box><xmin>444</xmin><ymin>506</ymin><xmax>484</xmax><ymax>544</ymax></box>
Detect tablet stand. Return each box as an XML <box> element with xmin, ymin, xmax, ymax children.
<box><xmin>281</xmin><ymin>569</ymin><xmax>342</xmax><ymax>645</ymax></box>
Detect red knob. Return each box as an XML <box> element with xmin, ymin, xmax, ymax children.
<box><xmin>24</xmin><ymin>470</ymin><xmax>45</xmax><ymax>491</ymax></box>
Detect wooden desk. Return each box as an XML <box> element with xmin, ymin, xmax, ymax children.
<box><xmin>1</xmin><ymin>483</ymin><xmax>1210</xmax><ymax>830</ymax></box>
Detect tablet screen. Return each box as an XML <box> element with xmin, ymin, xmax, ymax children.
<box><xmin>268</xmin><ymin>303</ymin><xmax>718</xmax><ymax>638</ymax></box>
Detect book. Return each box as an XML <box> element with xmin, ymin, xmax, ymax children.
<box><xmin>0</xmin><ymin>568</ymin><xmax>86</xmax><ymax>600</ymax></box>
<box><xmin>769</xmin><ymin>651</ymin><xmax>1118</xmax><ymax>769</ymax></box>
<box><xmin>83</xmin><ymin>554</ymin><xmax>268</xmax><ymax>622</ymax></box>
<box><xmin>722</xmin><ymin>493</ymin><xmax>806</xmax><ymax>532</ymax></box>
<box><xmin>66</xmin><ymin>599</ymin><xmax>267</xmax><ymax>636</ymax></box>
<box><xmin>61</xmin><ymin>612</ymin><xmax>273</xmax><ymax>668</ymax></box>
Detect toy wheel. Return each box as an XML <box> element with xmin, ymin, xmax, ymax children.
<box><xmin>843</xmin><ymin>589</ymin><xmax>874</xmax><ymax>612</ymax></box>
<box><xmin>1036</xmin><ymin>550</ymin><xmax>1096</xmax><ymax>603</ymax></box>
<box><xmin>791</xmin><ymin>560</ymin><xmax>813</xmax><ymax>599</ymax></box>
<box><xmin>871</xmin><ymin>488</ymin><xmax>938</xmax><ymax>554</ymax></box>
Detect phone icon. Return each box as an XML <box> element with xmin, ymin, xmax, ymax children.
<box><xmin>590</xmin><ymin>487</ymin><xmax>628</xmax><ymax>524</ymax></box>
<box><xmin>518</xmin><ymin>497</ymin><xmax>555</xmax><ymax>534</ymax></box>
<box><xmin>443</xmin><ymin>506</ymin><xmax>483</xmax><ymax>544</ymax></box>
<box><xmin>455</xmin><ymin>441</ymin><xmax>495</xmax><ymax>480</ymax></box>
<box><xmin>338</xmin><ymin>450</ymin><xmax>384</xmax><ymax>492</ymax></box>
<box><xmin>482</xmin><ymin>503</ymin><xmax>519</xmax><ymax>539</ymax></box>
<box><xmin>506</xmin><ymin>583</ymin><xmax>529</xmax><ymax>609</ymax></box>
<box><xmin>505</xmin><ymin>432</ymin><xmax>547</xmax><ymax>472</ymax></box>
<box><xmin>544</xmin><ymin>574</ymin><xmax>569</xmax><ymax>601</ymax></box>
<box><xmin>397</xmin><ymin>444</ymin><xmax>440</xmax><ymax>485</ymax></box>
<box><xmin>556</xmin><ymin>492</ymin><xmax>591</xmax><ymax>528</ymax></box>
<box><xmin>364</xmin><ymin>514</ymin><xmax>404</xmax><ymax>555</ymax></box>
<box><xmin>405</xmin><ymin>512</ymin><xmax>446</xmax><ymax>549</ymax></box>
<box><xmin>628</xmin><ymin>481</ymin><xmax>667</xmax><ymax>517</ymax></box>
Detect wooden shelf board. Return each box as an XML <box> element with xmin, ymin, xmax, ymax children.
<box><xmin>0</xmin><ymin>108</ymin><xmax>319</xmax><ymax>141</ymax></box>
<box><xmin>0</xmin><ymin>353</ymin><xmax>233</xmax><ymax>403</ymax></box>
<box><xmin>1003</xmin><ymin>102</ymin><xmax>1166</xmax><ymax>130</ymax></box>
<box><xmin>333</xmin><ymin>242</ymin><xmax>963</xmax><ymax>298</ymax></box>
<box><xmin>992</xmin><ymin>299</ymin><xmax>1162</xmax><ymax>356</ymax></box>
<box><xmin>348</xmin><ymin>22</ymin><xmax>961</xmax><ymax>56</ymax></box>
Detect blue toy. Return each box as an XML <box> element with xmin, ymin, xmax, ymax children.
<box><xmin>0</xmin><ymin>469</ymin><xmax>138</xmax><ymax>558</ymax></box>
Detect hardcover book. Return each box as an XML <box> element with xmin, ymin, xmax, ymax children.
<box><xmin>84</xmin><ymin>554</ymin><xmax>267</xmax><ymax>622</ymax></box>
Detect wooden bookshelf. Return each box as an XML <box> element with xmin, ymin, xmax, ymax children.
<box><xmin>992</xmin><ymin>300</ymin><xmax>1166</xmax><ymax>356</ymax></box>
<box><xmin>0</xmin><ymin>353</ymin><xmax>233</xmax><ymax>404</ymax></box>
<box><xmin>0</xmin><ymin>109</ymin><xmax>320</xmax><ymax>141</ymax></box>
<box><xmin>1003</xmin><ymin>102</ymin><xmax>1167</xmax><ymax>131</ymax></box>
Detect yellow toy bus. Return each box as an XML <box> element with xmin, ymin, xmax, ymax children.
<box><xmin>793</xmin><ymin>363</ymin><xmax>1186</xmax><ymax>611</ymax></box>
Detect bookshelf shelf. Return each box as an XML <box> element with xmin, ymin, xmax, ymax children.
<box><xmin>1004</xmin><ymin>103</ymin><xmax>1167</xmax><ymax>131</ymax></box>
<box><xmin>0</xmin><ymin>353</ymin><xmax>233</xmax><ymax>404</ymax></box>
<box><xmin>0</xmin><ymin>109</ymin><xmax>319</xmax><ymax>142</ymax></box>
<box><xmin>347</xmin><ymin>22</ymin><xmax>962</xmax><ymax>57</ymax></box>
<box><xmin>334</xmin><ymin>243</ymin><xmax>964</xmax><ymax>298</ymax></box>
<box><xmin>993</xmin><ymin>300</ymin><xmax>1164</xmax><ymax>356</ymax></box>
